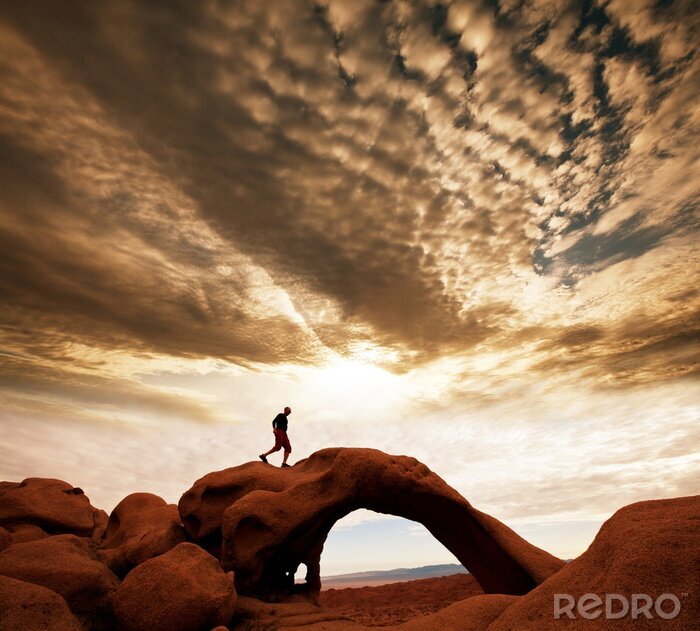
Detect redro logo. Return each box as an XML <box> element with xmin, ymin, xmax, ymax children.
<box><xmin>554</xmin><ymin>593</ymin><xmax>682</xmax><ymax>620</ymax></box>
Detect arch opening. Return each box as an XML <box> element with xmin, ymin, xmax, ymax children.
<box><xmin>313</xmin><ymin>510</ymin><xmax>464</xmax><ymax>587</ymax></box>
<box><xmin>243</xmin><ymin>496</ymin><xmax>539</xmax><ymax>602</ymax></box>
<box><xmin>294</xmin><ymin>563</ymin><xmax>308</xmax><ymax>585</ymax></box>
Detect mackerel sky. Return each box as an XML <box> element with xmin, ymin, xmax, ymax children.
<box><xmin>1</xmin><ymin>0</ymin><xmax>698</xmax><ymax>574</ymax></box>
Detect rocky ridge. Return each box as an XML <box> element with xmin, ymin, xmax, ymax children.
<box><xmin>0</xmin><ymin>448</ymin><xmax>696</xmax><ymax>630</ymax></box>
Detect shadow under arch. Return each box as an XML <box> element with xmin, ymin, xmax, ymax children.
<box><xmin>179</xmin><ymin>448</ymin><xmax>565</xmax><ymax>602</ymax></box>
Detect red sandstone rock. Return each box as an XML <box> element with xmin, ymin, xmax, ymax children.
<box><xmin>92</xmin><ymin>507</ymin><xmax>109</xmax><ymax>541</ymax></box>
<box><xmin>181</xmin><ymin>448</ymin><xmax>564</xmax><ymax>600</ymax></box>
<box><xmin>490</xmin><ymin>495</ymin><xmax>700</xmax><ymax>630</ymax></box>
<box><xmin>231</xmin><ymin>595</ymin><xmax>355</xmax><ymax>629</ymax></box>
<box><xmin>179</xmin><ymin>464</ymin><xmax>288</xmax><ymax>550</ymax></box>
<box><xmin>2</xmin><ymin>461</ymin><xmax>693</xmax><ymax>631</ymax></box>
<box><xmin>0</xmin><ymin>533</ymin><xmax>119</xmax><ymax>615</ymax></box>
<box><xmin>98</xmin><ymin>492</ymin><xmax>186</xmax><ymax>575</ymax></box>
<box><xmin>0</xmin><ymin>575</ymin><xmax>83</xmax><ymax>631</ymax></box>
<box><xmin>4</xmin><ymin>523</ymin><xmax>49</xmax><ymax>544</ymax></box>
<box><xmin>112</xmin><ymin>542</ymin><xmax>236</xmax><ymax>631</ymax></box>
<box><xmin>0</xmin><ymin>478</ymin><xmax>102</xmax><ymax>536</ymax></box>
<box><xmin>0</xmin><ymin>527</ymin><xmax>10</xmax><ymax>551</ymax></box>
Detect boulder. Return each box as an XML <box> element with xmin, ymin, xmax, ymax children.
<box><xmin>0</xmin><ymin>575</ymin><xmax>83</xmax><ymax>631</ymax></box>
<box><xmin>4</xmin><ymin>523</ymin><xmax>49</xmax><ymax>544</ymax></box>
<box><xmin>99</xmin><ymin>493</ymin><xmax>186</xmax><ymax>575</ymax></box>
<box><xmin>0</xmin><ymin>533</ymin><xmax>119</xmax><ymax>614</ymax></box>
<box><xmin>180</xmin><ymin>448</ymin><xmax>564</xmax><ymax>600</ymax></box>
<box><xmin>92</xmin><ymin>508</ymin><xmax>109</xmax><ymax>541</ymax></box>
<box><xmin>490</xmin><ymin>495</ymin><xmax>700</xmax><ymax>630</ymax></box>
<box><xmin>0</xmin><ymin>478</ymin><xmax>102</xmax><ymax>536</ymax></box>
<box><xmin>112</xmin><ymin>542</ymin><xmax>236</xmax><ymax>631</ymax></box>
<box><xmin>179</xmin><ymin>465</ymin><xmax>288</xmax><ymax>554</ymax></box>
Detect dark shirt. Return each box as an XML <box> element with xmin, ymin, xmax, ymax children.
<box><xmin>272</xmin><ymin>413</ymin><xmax>288</xmax><ymax>431</ymax></box>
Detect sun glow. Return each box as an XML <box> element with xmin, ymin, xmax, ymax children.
<box><xmin>306</xmin><ymin>356</ymin><xmax>405</xmax><ymax>415</ymax></box>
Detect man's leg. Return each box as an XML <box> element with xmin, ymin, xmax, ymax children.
<box><xmin>259</xmin><ymin>445</ymin><xmax>278</xmax><ymax>463</ymax></box>
<box><xmin>281</xmin><ymin>433</ymin><xmax>292</xmax><ymax>466</ymax></box>
<box><xmin>261</xmin><ymin>431</ymin><xmax>282</xmax><ymax>462</ymax></box>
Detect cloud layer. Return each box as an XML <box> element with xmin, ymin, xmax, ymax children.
<box><xmin>1</xmin><ymin>0</ymin><xmax>698</xmax><ymax>570</ymax></box>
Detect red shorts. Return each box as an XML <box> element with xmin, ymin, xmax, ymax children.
<box><xmin>272</xmin><ymin>428</ymin><xmax>291</xmax><ymax>453</ymax></box>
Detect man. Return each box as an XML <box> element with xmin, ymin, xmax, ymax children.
<box><xmin>259</xmin><ymin>406</ymin><xmax>292</xmax><ymax>467</ymax></box>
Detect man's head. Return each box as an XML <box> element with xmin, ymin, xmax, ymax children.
<box><xmin>284</xmin><ymin>406</ymin><xmax>291</xmax><ymax>415</ymax></box>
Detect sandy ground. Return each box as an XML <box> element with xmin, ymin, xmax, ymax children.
<box><xmin>319</xmin><ymin>573</ymin><xmax>483</xmax><ymax>626</ymax></box>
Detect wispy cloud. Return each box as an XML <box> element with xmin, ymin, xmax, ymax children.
<box><xmin>0</xmin><ymin>0</ymin><xmax>698</xmax><ymax>571</ymax></box>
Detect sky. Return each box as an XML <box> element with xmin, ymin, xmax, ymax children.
<box><xmin>0</xmin><ymin>0</ymin><xmax>698</xmax><ymax>577</ymax></box>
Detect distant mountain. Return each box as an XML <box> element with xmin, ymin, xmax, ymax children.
<box><xmin>320</xmin><ymin>563</ymin><xmax>468</xmax><ymax>589</ymax></box>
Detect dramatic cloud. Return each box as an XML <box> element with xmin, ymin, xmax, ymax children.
<box><xmin>0</xmin><ymin>0</ymin><xmax>698</xmax><ymax>572</ymax></box>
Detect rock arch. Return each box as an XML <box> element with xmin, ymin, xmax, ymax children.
<box><xmin>179</xmin><ymin>448</ymin><xmax>564</xmax><ymax>601</ymax></box>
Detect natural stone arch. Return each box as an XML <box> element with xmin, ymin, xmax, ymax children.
<box><xmin>179</xmin><ymin>448</ymin><xmax>564</xmax><ymax>601</ymax></box>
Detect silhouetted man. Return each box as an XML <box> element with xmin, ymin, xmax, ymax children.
<box><xmin>259</xmin><ymin>406</ymin><xmax>292</xmax><ymax>467</ymax></box>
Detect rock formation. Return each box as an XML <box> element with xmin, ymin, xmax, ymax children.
<box><xmin>489</xmin><ymin>495</ymin><xmax>700</xmax><ymax>630</ymax></box>
<box><xmin>0</xmin><ymin>478</ymin><xmax>104</xmax><ymax>537</ymax></box>
<box><xmin>0</xmin><ymin>454</ymin><xmax>695</xmax><ymax>631</ymax></box>
<box><xmin>112</xmin><ymin>542</ymin><xmax>236</xmax><ymax>631</ymax></box>
<box><xmin>0</xmin><ymin>534</ymin><xmax>119</xmax><ymax>615</ymax></box>
<box><xmin>98</xmin><ymin>492</ymin><xmax>186</xmax><ymax>576</ymax></box>
<box><xmin>180</xmin><ymin>447</ymin><xmax>565</xmax><ymax>600</ymax></box>
<box><xmin>0</xmin><ymin>575</ymin><xmax>83</xmax><ymax>631</ymax></box>
<box><xmin>2</xmin><ymin>523</ymin><xmax>49</xmax><ymax>544</ymax></box>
